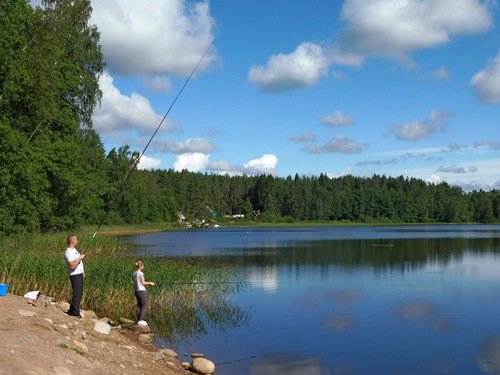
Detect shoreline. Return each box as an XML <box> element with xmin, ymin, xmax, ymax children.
<box><xmin>0</xmin><ymin>293</ymin><xmax>188</xmax><ymax>375</ymax></box>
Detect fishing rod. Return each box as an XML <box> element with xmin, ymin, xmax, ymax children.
<box><xmin>88</xmin><ymin>46</ymin><xmax>211</xmax><ymax>244</ymax></box>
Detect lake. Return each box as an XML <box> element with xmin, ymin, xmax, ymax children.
<box><xmin>125</xmin><ymin>225</ymin><xmax>500</xmax><ymax>375</ymax></box>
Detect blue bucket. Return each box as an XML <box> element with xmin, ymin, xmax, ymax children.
<box><xmin>0</xmin><ymin>283</ymin><xmax>8</xmax><ymax>296</ymax></box>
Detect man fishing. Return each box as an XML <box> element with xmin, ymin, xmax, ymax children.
<box><xmin>64</xmin><ymin>235</ymin><xmax>86</xmax><ymax>318</ymax></box>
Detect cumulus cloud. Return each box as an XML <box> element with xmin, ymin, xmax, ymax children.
<box><xmin>334</xmin><ymin>0</ymin><xmax>492</xmax><ymax>65</ymax></box>
<box><xmin>90</xmin><ymin>0</ymin><xmax>217</xmax><ymax>76</ymax></box>
<box><xmin>208</xmin><ymin>154</ymin><xmax>278</xmax><ymax>176</ymax></box>
<box><xmin>471</xmin><ymin>52</ymin><xmax>500</xmax><ymax>103</ymax></box>
<box><xmin>93</xmin><ymin>73</ymin><xmax>176</xmax><ymax>136</ymax></box>
<box><xmin>303</xmin><ymin>135</ymin><xmax>362</xmax><ymax>154</ymax></box>
<box><xmin>289</xmin><ymin>132</ymin><xmax>317</xmax><ymax>143</ymax></box>
<box><xmin>321</xmin><ymin>110</ymin><xmax>354</xmax><ymax>127</ymax></box>
<box><xmin>244</xmin><ymin>154</ymin><xmax>278</xmax><ymax>174</ymax></box>
<box><xmin>174</xmin><ymin>152</ymin><xmax>210</xmax><ymax>172</ymax></box>
<box><xmin>154</xmin><ymin>138</ymin><xmax>215</xmax><ymax>154</ymax></box>
<box><xmin>248</xmin><ymin>42</ymin><xmax>329</xmax><ymax>91</ymax></box>
<box><xmin>391</xmin><ymin>110</ymin><xmax>451</xmax><ymax>141</ymax></box>
<box><xmin>172</xmin><ymin>153</ymin><xmax>279</xmax><ymax>176</ymax></box>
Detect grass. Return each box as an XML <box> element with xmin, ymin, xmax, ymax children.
<box><xmin>0</xmin><ymin>228</ymin><xmax>246</xmax><ymax>344</ymax></box>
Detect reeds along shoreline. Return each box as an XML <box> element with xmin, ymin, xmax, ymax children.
<box><xmin>0</xmin><ymin>231</ymin><xmax>245</xmax><ymax>343</ymax></box>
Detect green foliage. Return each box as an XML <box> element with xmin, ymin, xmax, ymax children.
<box><xmin>0</xmin><ymin>1</ymin><xmax>499</xmax><ymax>237</ymax></box>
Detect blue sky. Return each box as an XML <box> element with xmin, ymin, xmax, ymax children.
<box><xmin>86</xmin><ymin>0</ymin><xmax>500</xmax><ymax>191</ymax></box>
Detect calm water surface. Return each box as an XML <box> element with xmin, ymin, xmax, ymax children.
<box><xmin>125</xmin><ymin>225</ymin><xmax>500</xmax><ymax>375</ymax></box>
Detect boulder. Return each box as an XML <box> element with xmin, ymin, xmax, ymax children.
<box><xmin>191</xmin><ymin>357</ymin><xmax>216</xmax><ymax>375</ymax></box>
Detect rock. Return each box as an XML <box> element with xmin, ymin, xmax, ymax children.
<box><xmin>191</xmin><ymin>353</ymin><xmax>205</xmax><ymax>358</ymax></box>
<box><xmin>152</xmin><ymin>351</ymin><xmax>165</xmax><ymax>361</ymax></box>
<box><xmin>138</xmin><ymin>333</ymin><xmax>154</xmax><ymax>343</ymax></box>
<box><xmin>119</xmin><ymin>317</ymin><xmax>135</xmax><ymax>325</ymax></box>
<box><xmin>160</xmin><ymin>348</ymin><xmax>178</xmax><ymax>358</ymax></box>
<box><xmin>181</xmin><ymin>362</ymin><xmax>191</xmax><ymax>370</ymax></box>
<box><xmin>135</xmin><ymin>325</ymin><xmax>152</xmax><ymax>333</ymax></box>
<box><xmin>37</xmin><ymin>294</ymin><xmax>54</xmax><ymax>304</ymax></box>
<box><xmin>81</xmin><ymin>310</ymin><xmax>97</xmax><ymax>320</ymax></box>
<box><xmin>18</xmin><ymin>309</ymin><xmax>37</xmax><ymax>317</ymax></box>
<box><xmin>93</xmin><ymin>321</ymin><xmax>111</xmax><ymax>335</ymax></box>
<box><xmin>191</xmin><ymin>357</ymin><xmax>216</xmax><ymax>375</ymax></box>
<box><xmin>55</xmin><ymin>301</ymin><xmax>70</xmax><ymax>313</ymax></box>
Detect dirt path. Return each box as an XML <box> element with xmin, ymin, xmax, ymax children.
<box><xmin>0</xmin><ymin>293</ymin><xmax>187</xmax><ymax>375</ymax></box>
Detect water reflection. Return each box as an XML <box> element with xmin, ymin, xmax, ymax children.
<box><xmin>250</xmin><ymin>353</ymin><xmax>329</xmax><ymax>375</ymax></box>
<box><xmin>396</xmin><ymin>300</ymin><xmax>457</xmax><ymax>333</ymax></box>
<box><xmin>247</xmin><ymin>266</ymin><xmax>278</xmax><ymax>294</ymax></box>
<box><xmin>125</xmin><ymin>225</ymin><xmax>500</xmax><ymax>375</ymax></box>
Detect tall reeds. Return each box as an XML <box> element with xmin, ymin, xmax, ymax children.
<box><xmin>0</xmin><ymin>229</ymin><xmax>247</xmax><ymax>345</ymax></box>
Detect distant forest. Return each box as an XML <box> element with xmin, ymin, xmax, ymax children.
<box><xmin>1</xmin><ymin>0</ymin><xmax>499</xmax><ymax>235</ymax></box>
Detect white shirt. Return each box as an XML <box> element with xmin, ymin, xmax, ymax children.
<box><xmin>133</xmin><ymin>270</ymin><xmax>146</xmax><ymax>291</ymax></box>
<box><xmin>65</xmin><ymin>247</ymin><xmax>84</xmax><ymax>276</ymax></box>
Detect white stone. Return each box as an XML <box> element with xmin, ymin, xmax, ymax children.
<box><xmin>93</xmin><ymin>321</ymin><xmax>111</xmax><ymax>335</ymax></box>
<box><xmin>191</xmin><ymin>357</ymin><xmax>216</xmax><ymax>374</ymax></box>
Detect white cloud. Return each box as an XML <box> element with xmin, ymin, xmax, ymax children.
<box><xmin>172</xmin><ymin>153</ymin><xmax>279</xmax><ymax>176</ymax></box>
<box><xmin>174</xmin><ymin>152</ymin><xmax>209</xmax><ymax>172</ymax></box>
<box><xmin>91</xmin><ymin>0</ymin><xmax>217</xmax><ymax>76</ymax></box>
<box><xmin>138</xmin><ymin>155</ymin><xmax>162</xmax><ymax>170</ymax></box>
<box><xmin>471</xmin><ymin>52</ymin><xmax>500</xmax><ymax>103</ymax></box>
<box><xmin>322</xmin><ymin>110</ymin><xmax>354</xmax><ymax>127</ymax></box>
<box><xmin>93</xmin><ymin>73</ymin><xmax>175</xmax><ymax>136</ymax></box>
<box><xmin>303</xmin><ymin>135</ymin><xmax>362</xmax><ymax>154</ymax></box>
<box><xmin>154</xmin><ymin>138</ymin><xmax>215</xmax><ymax>154</ymax></box>
<box><xmin>208</xmin><ymin>155</ymin><xmax>278</xmax><ymax>176</ymax></box>
<box><xmin>391</xmin><ymin>110</ymin><xmax>451</xmax><ymax>141</ymax></box>
<box><xmin>244</xmin><ymin>154</ymin><xmax>278</xmax><ymax>175</ymax></box>
<box><xmin>335</xmin><ymin>0</ymin><xmax>492</xmax><ymax>64</ymax></box>
<box><xmin>248</xmin><ymin>43</ymin><xmax>329</xmax><ymax>91</ymax></box>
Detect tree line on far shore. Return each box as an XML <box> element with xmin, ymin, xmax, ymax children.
<box><xmin>1</xmin><ymin>0</ymin><xmax>499</xmax><ymax>236</ymax></box>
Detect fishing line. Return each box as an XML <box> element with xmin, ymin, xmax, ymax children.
<box><xmin>89</xmin><ymin>46</ymin><xmax>211</xmax><ymax>244</ymax></box>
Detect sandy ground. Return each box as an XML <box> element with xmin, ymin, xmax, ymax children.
<box><xmin>0</xmin><ymin>293</ymin><xmax>188</xmax><ymax>375</ymax></box>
